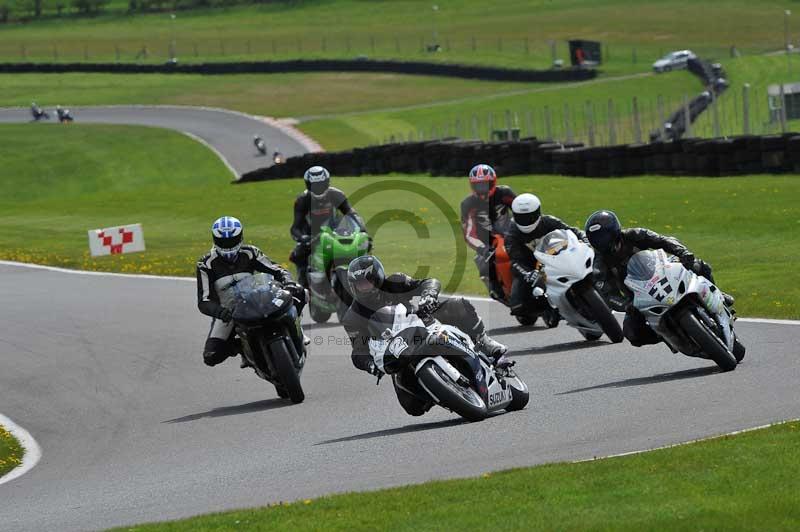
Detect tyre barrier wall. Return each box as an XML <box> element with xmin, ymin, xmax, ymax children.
<box><xmin>0</xmin><ymin>59</ymin><xmax>597</xmax><ymax>82</ymax></box>
<box><xmin>651</xmin><ymin>58</ymin><xmax>729</xmax><ymax>141</ymax></box>
<box><xmin>238</xmin><ymin>134</ymin><xmax>800</xmax><ymax>182</ymax></box>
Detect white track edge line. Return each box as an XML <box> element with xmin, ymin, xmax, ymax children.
<box><xmin>180</xmin><ymin>131</ymin><xmax>239</xmax><ymax>180</ymax></box>
<box><xmin>1</xmin><ymin>260</ymin><xmax>798</xmax><ymax>325</ymax></box>
<box><xmin>571</xmin><ymin>418</ymin><xmax>797</xmax><ymax>464</ymax></box>
<box><xmin>0</xmin><ymin>413</ymin><xmax>42</xmax><ymax>486</ymax></box>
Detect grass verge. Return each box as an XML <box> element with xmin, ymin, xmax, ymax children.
<box><xmin>0</xmin><ymin>0</ymin><xmax>790</xmax><ymax>73</ymax></box>
<box><xmin>2</xmin><ymin>123</ymin><xmax>799</xmax><ymax>318</ymax></box>
<box><xmin>0</xmin><ymin>424</ymin><xmax>24</xmax><ymax>478</ymax></box>
<box><xmin>110</xmin><ymin>420</ymin><xmax>800</xmax><ymax>531</ymax></box>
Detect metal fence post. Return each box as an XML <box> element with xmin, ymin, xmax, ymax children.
<box><xmin>505</xmin><ymin>110</ymin><xmax>512</xmax><ymax>139</ymax></box>
<box><xmin>586</xmin><ymin>101</ymin><xmax>596</xmax><ymax>147</ymax></box>
<box><xmin>779</xmin><ymin>83</ymin><xmax>788</xmax><ymax>134</ymax></box>
<box><xmin>563</xmin><ymin>104</ymin><xmax>573</xmax><ymax>142</ymax></box>
<box><xmin>544</xmin><ymin>106</ymin><xmax>553</xmax><ymax>141</ymax></box>
<box><xmin>471</xmin><ymin>114</ymin><xmax>479</xmax><ymax>139</ymax></box>
<box><xmin>711</xmin><ymin>90</ymin><xmax>721</xmax><ymax>137</ymax></box>
<box><xmin>525</xmin><ymin>110</ymin><xmax>533</xmax><ymax>137</ymax></box>
<box><xmin>742</xmin><ymin>83</ymin><xmax>751</xmax><ymax>135</ymax></box>
<box><xmin>488</xmin><ymin>112</ymin><xmax>494</xmax><ymax>140</ymax></box>
<box><xmin>683</xmin><ymin>94</ymin><xmax>692</xmax><ymax>138</ymax></box>
<box><xmin>632</xmin><ymin>96</ymin><xmax>642</xmax><ymax>143</ymax></box>
<box><xmin>608</xmin><ymin>99</ymin><xmax>617</xmax><ymax>145</ymax></box>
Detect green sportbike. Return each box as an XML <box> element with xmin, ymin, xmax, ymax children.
<box><xmin>307</xmin><ymin>215</ymin><xmax>372</xmax><ymax>323</ymax></box>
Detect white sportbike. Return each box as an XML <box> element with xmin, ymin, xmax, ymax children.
<box><xmin>533</xmin><ymin>229</ymin><xmax>624</xmax><ymax>342</ymax></box>
<box><xmin>368</xmin><ymin>303</ymin><xmax>529</xmax><ymax>422</ymax></box>
<box><xmin>624</xmin><ymin>249</ymin><xmax>745</xmax><ymax>371</ymax></box>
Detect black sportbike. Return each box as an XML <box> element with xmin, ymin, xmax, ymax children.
<box><xmin>227</xmin><ymin>274</ymin><xmax>307</xmax><ymax>403</ymax></box>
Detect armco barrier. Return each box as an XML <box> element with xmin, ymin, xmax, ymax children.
<box><xmin>0</xmin><ymin>59</ymin><xmax>597</xmax><ymax>82</ymax></box>
<box><xmin>238</xmin><ymin>133</ymin><xmax>800</xmax><ymax>183</ymax></box>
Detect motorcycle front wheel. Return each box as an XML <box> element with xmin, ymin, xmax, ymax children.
<box><xmin>678</xmin><ymin>310</ymin><xmax>737</xmax><ymax>372</ymax></box>
<box><xmin>261</xmin><ymin>336</ymin><xmax>305</xmax><ymax>403</ymax></box>
<box><xmin>417</xmin><ymin>361</ymin><xmax>487</xmax><ymax>422</ymax></box>
<box><xmin>578</xmin><ymin>286</ymin><xmax>624</xmax><ymax>343</ymax></box>
<box><xmin>309</xmin><ymin>302</ymin><xmax>331</xmax><ymax>324</ymax></box>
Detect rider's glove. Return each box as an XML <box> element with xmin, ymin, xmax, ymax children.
<box><xmin>523</xmin><ymin>269</ymin><xmax>541</xmax><ymax>286</ymax></box>
<box><xmin>298</xmin><ymin>234</ymin><xmax>312</xmax><ymax>249</ymax></box>
<box><xmin>216</xmin><ymin>307</ymin><xmax>234</xmax><ymax>323</ymax></box>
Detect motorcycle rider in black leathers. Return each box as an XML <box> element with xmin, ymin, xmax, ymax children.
<box><xmin>584</xmin><ymin>209</ymin><xmax>734</xmax><ymax>347</ymax></box>
<box><xmin>505</xmin><ymin>193</ymin><xmax>585</xmax><ymax>327</ymax></box>
<box><xmin>460</xmin><ymin>164</ymin><xmax>516</xmax><ymax>299</ymax></box>
<box><xmin>341</xmin><ymin>255</ymin><xmax>510</xmax><ymax>416</ymax></box>
<box><xmin>197</xmin><ymin>216</ymin><xmax>306</xmax><ymax>367</ymax></box>
<box><xmin>290</xmin><ymin>165</ymin><xmax>368</xmax><ymax>288</ymax></box>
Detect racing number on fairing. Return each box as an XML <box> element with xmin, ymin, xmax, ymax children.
<box><xmin>648</xmin><ymin>277</ymin><xmax>673</xmax><ymax>302</ymax></box>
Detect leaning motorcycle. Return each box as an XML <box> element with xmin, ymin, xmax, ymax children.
<box><xmin>624</xmin><ymin>249</ymin><xmax>744</xmax><ymax>371</ymax></box>
<box><xmin>221</xmin><ymin>272</ymin><xmax>307</xmax><ymax>402</ymax></box>
<box><xmin>307</xmin><ymin>215</ymin><xmax>371</xmax><ymax>323</ymax></box>
<box><xmin>369</xmin><ymin>303</ymin><xmax>529</xmax><ymax>422</ymax></box>
<box><xmin>482</xmin><ymin>234</ymin><xmax>556</xmax><ymax>327</ymax></box>
<box><xmin>533</xmin><ymin>229</ymin><xmax>623</xmax><ymax>342</ymax></box>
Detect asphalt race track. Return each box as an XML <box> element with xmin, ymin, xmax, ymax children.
<box><xmin>0</xmin><ymin>106</ymin><xmax>310</xmax><ymax>176</ymax></box>
<box><xmin>1</xmin><ymin>263</ymin><xmax>799</xmax><ymax>531</ymax></box>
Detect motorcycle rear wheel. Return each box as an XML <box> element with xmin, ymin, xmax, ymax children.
<box><xmin>417</xmin><ymin>361</ymin><xmax>487</xmax><ymax>422</ymax></box>
<box><xmin>578</xmin><ymin>287</ymin><xmax>624</xmax><ymax>343</ymax></box>
<box><xmin>678</xmin><ymin>311</ymin><xmax>737</xmax><ymax>372</ymax></box>
<box><xmin>262</xmin><ymin>337</ymin><xmax>305</xmax><ymax>403</ymax></box>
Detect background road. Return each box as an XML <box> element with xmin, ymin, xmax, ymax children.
<box><xmin>0</xmin><ymin>106</ymin><xmax>310</xmax><ymax>176</ymax></box>
<box><xmin>0</xmin><ymin>263</ymin><xmax>798</xmax><ymax>531</ymax></box>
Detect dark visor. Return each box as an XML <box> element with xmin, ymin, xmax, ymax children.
<box><xmin>354</xmin><ymin>279</ymin><xmax>378</xmax><ymax>293</ymax></box>
<box><xmin>513</xmin><ymin>207</ymin><xmax>541</xmax><ymax>227</ymax></box>
<box><xmin>472</xmin><ymin>182</ymin><xmax>493</xmax><ymax>195</ymax></box>
<box><xmin>309</xmin><ymin>181</ymin><xmax>329</xmax><ymax>195</ymax></box>
<box><xmin>214</xmin><ymin>235</ymin><xmax>241</xmax><ymax>249</ymax></box>
<box><xmin>588</xmin><ymin>231</ymin><xmax>616</xmax><ymax>251</ymax></box>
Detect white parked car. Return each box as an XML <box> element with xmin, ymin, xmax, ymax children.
<box><xmin>652</xmin><ymin>50</ymin><xmax>696</xmax><ymax>73</ymax></box>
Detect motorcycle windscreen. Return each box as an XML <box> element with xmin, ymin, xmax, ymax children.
<box><xmin>535</xmin><ymin>230</ymin><xmax>570</xmax><ymax>255</ymax></box>
<box><xmin>227</xmin><ymin>274</ymin><xmax>291</xmax><ymax>322</ymax></box>
<box><xmin>333</xmin><ymin>215</ymin><xmax>362</xmax><ymax>237</ymax></box>
<box><xmin>626</xmin><ymin>250</ymin><xmax>660</xmax><ymax>282</ymax></box>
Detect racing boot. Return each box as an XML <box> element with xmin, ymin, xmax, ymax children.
<box><xmin>542</xmin><ymin>306</ymin><xmax>561</xmax><ymax>328</ymax></box>
<box><xmin>476</xmin><ymin>332</ymin><xmax>514</xmax><ymax>370</ymax></box>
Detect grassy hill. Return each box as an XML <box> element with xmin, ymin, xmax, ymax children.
<box><xmin>0</xmin><ymin>0</ymin><xmax>794</xmax><ymax>74</ymax></box>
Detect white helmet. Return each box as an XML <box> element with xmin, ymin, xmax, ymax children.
<box><xmin>511</xmin><ymin>193</ymin><xmax>542</xmax><ymax>234</ymax></box>
<box><xmin>303</xmin><ymin>166</ymin><xmax>331</xmax><ymax>199</ymax></box>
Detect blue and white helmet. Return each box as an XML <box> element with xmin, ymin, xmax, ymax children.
<box><xmin>211</xmin><ymin>216</ymin><xmax>243</xmax><ymax>262</ymax></box>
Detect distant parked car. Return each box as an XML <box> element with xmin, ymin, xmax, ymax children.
<box><xmin>653</xmin><ymin>50</ymin><xmax>696</xmax><ymax>73</ymax></box>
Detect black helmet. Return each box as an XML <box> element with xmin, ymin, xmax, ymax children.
<box><xmin>304</xmin><ymin>166</ymin><xmax>330</xmax><ymax>198</ymax></box>
<box><xmin>347</xmin><ymin>255</ymin><xmax>386</xmax><ymax>308</ymax></box>
<box><xmin>585</xmin><ymin>210</ymin><xmax>622</xmax><ymax>253</ymax></box>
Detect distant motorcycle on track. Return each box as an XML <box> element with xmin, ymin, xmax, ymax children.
<box><xmin>624</xmin><ymin>249</ymin><xmax>745</xmax><ymax>371</ymax></box>
<box><xmin>253</xmin><ymin>135</ymin><xmax>267</xmax><ymax>155</ymax></box>
<box><xmin>368</xmin><ymin>302</ymin><xmax>529</xmax><ymax>421</ymax></box>
<box><xmin>56</xmin><ymin>107</ymin><xmax>74</xmax><ymax>123</ymax></box>
<box><xmin>31</xmin><ymin>103</ymin><xmax>50</xmax><ymax>121</ymax></box>
<box><xmin>533</xmin><ymin>229</ymin><xmax>623</xmax><ymax>342</ymax></box>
